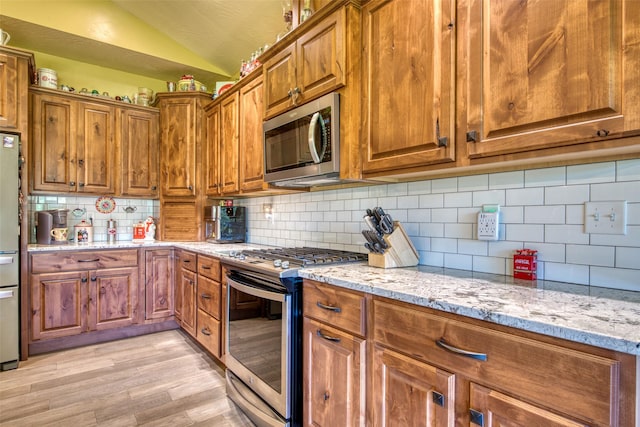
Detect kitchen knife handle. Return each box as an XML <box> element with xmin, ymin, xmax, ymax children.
<box><xmin>316</xmin><ymin>301</ymin><xmax>341</xmax><ymax>313</ymax></box>
<box><xmin>317</xmin><ymin>329</ymin><xmax>341</xmax><ymax>343</ymax></box>
<box><xmin>436</xmin><ymin>338</ymin><xmax>487</xmax><ymax>361</ymax></box>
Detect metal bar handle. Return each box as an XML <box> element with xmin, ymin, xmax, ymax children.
<box><xmin>0</xmin><ymin>256</ymin><xmax>15</xmax><ymax>265</ymax></box>
<box><xmin>436</xmin><ymin>338</ymin><xmax>487</xmax><ymax>361</ymax></box>
<box><xmin>0</xmin><ymin>290</ymin><xmax>15</xmax><ymax>299</ymax></box>
<box><xmin>317</xmin><ymin>329</ymin><xmax>341</xmax><ymax>343</ymax></box>
<box><xmin>316</xmin><ymin>301</ymin><xmax>341</xmax><ymax>313</ymax></box>
<box><xmin>200</xmin><ymin>293</ymin><xmax>212</xmax><ymax>299</ymax></box>
<box><xmin>78</xmin><ymin>258</ymin><xmax>100</xmax><ymax>263</ymax></box>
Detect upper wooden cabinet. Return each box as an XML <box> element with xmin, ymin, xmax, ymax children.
<box><xmin>204</xmin><ymin>103</ymin><xmax>220</xmax><ymax>197</ymax></box>
<box><xmin>462</xmin><ymin>0</ymin><xmax>640</xmax><ymax>159</ymax></box>
<box><xmin>118</xmin><ymin>108</ymin><xmax>159</xmax><ymax>198</ymax></box>
<box><xmin>239</xmin><ymin>74</ymin><xmax>265</xmax><ymax>192</ymax></box>
<box><xmin>361</xmin><ymin>0</ymin><xmax>456</xmax><ymax>176</ymax></box>
<box><xmin>263</xmin><ymin>7</ymin><xmax>347</xmax><ymax>118</ymax></box>
<box><xmin>30</xmin><ymin>88</ymin><xmax>116</xmax><ymax>194</ymax></box>
<box><xmin>157</xmin><ymin>93</ymin><xmax>210</xmax><ymax>198</ymax></box>
<box><xmin>220</xmin><ymin>91</ymin><xmax>240</xmax><ymax>194</ymax></box>
<box><xmin>0</xmin><ymin>47</ymin><xmax>33</xmax><ymax>134</ymax></box>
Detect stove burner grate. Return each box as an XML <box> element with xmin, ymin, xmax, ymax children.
<box><xmin>240</xmin><ymin>247</ymin><xmax>368</xmax><ymax>267</ymax></box>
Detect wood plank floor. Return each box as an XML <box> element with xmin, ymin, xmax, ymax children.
<box><xmin>0</xmin><ymin>330</ymin><xmax>255</xmax><ymax>426</ymax></box>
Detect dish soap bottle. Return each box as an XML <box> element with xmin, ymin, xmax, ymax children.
<box><xmin>300</xmin><ymin>0</ymin><xmax>314</xmax><ymax>23</ymax></box>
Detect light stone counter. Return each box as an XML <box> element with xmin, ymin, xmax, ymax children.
<box><xmin>27</xmin><ymin>240</ymin><xmax>264</xmax><ymax>254</ymax></box>
<box><xmin>298</xmin><ymin>264</ymin><xmax>640</xmax><ymax>356</ymax></box>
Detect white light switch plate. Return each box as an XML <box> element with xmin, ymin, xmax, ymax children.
<box><xmin>584</xmin><ymin>201</ymin><xmax>627</xmax><ymax>235</ymax></box>
<box><xmin>478</xmin><ymin>211</ymin><xmax>500</xmax><ymax>240</ymax></box>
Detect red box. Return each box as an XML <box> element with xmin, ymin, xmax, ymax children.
<box><xmin>514</xmin><ymin>249</ymin><xmax>538</xmax><ymax>280</ymax></box>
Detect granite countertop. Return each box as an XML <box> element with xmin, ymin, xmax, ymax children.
<box><xmin>26</xmin><ymin>241</ymin><xmax>640</xmax><ymax>356</ymax></box>
<box><xmin>298</xmin><ymin>264</ymin><xmax>640</xmax><ymax>356</ymax></box>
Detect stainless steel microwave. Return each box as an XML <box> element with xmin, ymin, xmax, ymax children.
<box><xmin>264</xmin><ymin>92</ymin><xmax>340</xmax><ymax>187</ymax></box>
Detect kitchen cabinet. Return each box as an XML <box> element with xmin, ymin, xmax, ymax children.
<box><xmin>157</xmin><ymin>92</ymin><xmax>210</xmax><ymax>241</ymax></box>
<box><xmin>460</xmin><ymin>0</ymin><xmax>640</xmax><ymax>160</ymax></box>
<box><xmin>30</xmin><ymin>88</ymin><xmax>116</xmax><ymax>194</ymax></box>
<box><xmin>302</xmin><ymin>280</ymin><xmax>366</xmax><ymax>427</ymax></box>
<box><xmin>195</xmin><ymin>254</ymin><xmax>222</xmax><ymax>358</ymax></box>
<box><xmin>176</xmin><ymin>250</ymin><xmax>197</xmax><ymax>337</ymax></box>
<box><xmin>203</xmin><ymin>103</ymin><xmax>220</xmax><ymax>197</ymax></box>
<box><xmin>143</xmin><ymin>248</ymin><xmax>174</xmax><ymax>321</ymax></box>
<box><xmin>0</xmin><ymin>46</ymin><xmax>33</xmax><ymax>134</ymax></box>
<box><xmin>29</xmin><ymin>250</ymin><xmax>139</xmax><ymax>341</ymax></box>
<box><xmin>118</xmin><ymin>107</ymin><xmax>159</xmax><ymax>198</ymax></box>
<box><xmin>220</xmin><ymin>91</ymin><xmax>240</xmax><ymax>194</ymax></box>
<box><xmin>239</xmin><ymin>74</ymin><xmax>265</xmax><ymax>192</ymax></box>
<box><xmin>361</xmin><ymin>0</ymin><xmax>456</xmax><ymax>176</ymax></box>
<box><xmin>263</xmin><ymin>7</ymin><xmax>346</xmax><ymax>119</ymax></box>
<box><xmin>372</xmin><ymin>297</ymin><xmax>632</xmax><ymax>427</ymax></box>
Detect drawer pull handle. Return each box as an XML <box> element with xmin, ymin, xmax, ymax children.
<box><xmin>200</xmin><ymin>293</ymin><xmax>212</xmax><ymax>299</ymax></box>
<box><xmin>316</xmin><ymin>301</ymin><xmax>341</xmax><ymax>313</ymax></box>
<box><xmin>317</xmin><ymin>329</ymin><xmax>341</xmax><ymax>343</ymax></box>
<box><xmin>432</xmin><ymin>391</ymin><xmax>445</xmax><ymax>407</ymax></box>
<box><xmin>436</xmin><ymin>338</ymin><xmax>487</xmax><ymax>361</ymax></box>
<box><xmin>201</xmin><ymin>327</ymin><xmax>211</xmax><ymax>336</ymax></box>
<box><xmin>470</xmin><ymin>408</ymin><xmax>485</xmax><ymax>426</ymax></box>
<box><xmin>183</xmin><ymin>260</ymin><xmax>191</xmax><ymax>263</ymax></box>
<box><xmin>78</xmin><ymin>258</ymin><xmax>100</xmax><ymax>263</ymax></box>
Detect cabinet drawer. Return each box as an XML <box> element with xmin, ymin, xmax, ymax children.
<box><xmin>197</xmin><ymin>275</ymin><xmax>221</xmax><ymax>319</ymax></box>
<box><xmin>179</xmin><ymin>251</ymin><xmax>197</xmax><ymax>272</ymax></box>
<box><xmin>303</xmin><ymin>280</ymin><xmax>365</xmax><ymax>337</ymax></box>
<box><xmin>31</xmin><ymin>249</ymin><xmax>138</xmax><ymax>273</ymax></box>
<box><xmin>373</xmin><ymin>298</ymin><xmax>619</xmax><ymax>427</ymax></box>
<box><xmin>196</xmin><ymin>308</ymin><xmax>220</xmax><ymax>357</ymax></box>
<box><xmin>197</xmin><ymin>255</ymin><xmax>220</xmax><ymax>281</ymax></box>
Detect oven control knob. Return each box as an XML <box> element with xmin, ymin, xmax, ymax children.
<box><xmin>237</xmin><ymin>254</ymin><xmax>246</xmax><ymax>260</ymax></box>
<box><xmin>273</xmin><ymin>259</ymin><xmax>282</xmax><ymax>267</ymax></box>
<box><xmin>281</xmin><ymin>260</ymin><xmax>290</xmax><ymax>269</ymax></box>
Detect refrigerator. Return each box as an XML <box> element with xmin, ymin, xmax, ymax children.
<box><xmin>0</xmin><ymin>132</ymin><xmax>20</xmax><ymax>370</ymax></box>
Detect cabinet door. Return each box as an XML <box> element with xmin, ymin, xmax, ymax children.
<box><xmin>120</xmin><ymin>108</ymin><xmax>159</xmax><ymax>197</ymax></box>
<box><xmin>0</xmin><ymin>52</ymin><xmax>19</xmax><ymax>131</ymax></box>
<box><xmin>362</xmin><ymin>0</ymin><xmax>456</xmax><ymax>175</ymax></box>
<box><xmin>470</xmin><ymin>383</ymin><xmax>585</xmax><ymax>427</ymax></box>
<box><xmin>174</xmin><ymin>251</ymin><xmax>183</xmax><ymax>321</ymax></box>
<box><xmin>197</xmin><ymin>275</ymin><xmax>221</xmax><ymax>320</ymax></box>
<box><xmin>220</xmin><ymin>91</ymin><xmax>239</xmax><ymax>194</ymax></box>
<box><xmin>464</xmin><ymin>0</ymin><xmax>638</xmax><ymax>158</ymax></box>
<box><xmin>31</xmin><ymin>271</ymin><xmax>88</xmax><ymax>340</ymax></box>
<box><xmin>159</xmin><ymin>97</ymin><xmax>198</xmax><ymax>197</ymax></box>
<box><xmin>76</xmin><ymin>101</ymin><xmax>115</xmax><ymax>194</ymax></box>
<box><xmin>296</xmin><ymin>8</ymin><xmax>346</xmax><ymax>104</ymax></box>
<box><xmin>372</xmin><ymin>345</ymin><xmax>455</xmax><ymax>427</ymax></box>
<box><xmin>204</xmin><ymin>103</ymin><xmax>221</xmax><ymax>196</ymax></box>
<box><xmin>196</xmin><ymin>309</ymin><xmax>221</xmax><ymax>358</ymax></box>
<box><xmin>303</xmin><ymin>317</ymin><xmax>366</xmax><ymax>427</ymax></box>
<box><xmin>31</xmin><ymin>92</ymin><xmax>76</xmax><ymax>193</ymax></box>
<box><xmin>160</xmin><ymin>200</ymin><xmax>200</xmax><ymax>241</ymax></box>
<box><xmin>144</xmin><ymin>249</ymin><xmax>174</xmax><ymax>320</ymax></box>
<box><xmin>180</xmin><ymin>268</ymin><xmax>197</xmax><ymax>336</ymax></box>
<box><xmin>239</xmin><ymin>75</ymin><xmax>265</xmax><ymax>192</ymax></box>
<box><xmin>89</xmin><ymin>266</ymin><xmax>138</xmax><ymax>331</ymax></box>
<box><xmin>264</xmin><ymin>43</ymin><xmax>297</xmax><ymax>118</ymax></box>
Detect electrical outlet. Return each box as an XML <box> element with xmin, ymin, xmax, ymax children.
<box><xmin>584</xmin><ymin>201</ymin><xmax>627</xmax><ymax>234</ymax></box>
<box><xmin>477</xmin><ymin>211</ymin><xmax>500</xmax><ymax>241</ymax></box>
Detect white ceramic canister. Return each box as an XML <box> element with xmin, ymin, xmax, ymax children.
<box><xmin>37</xmin><ymin>68</ymin><xmax>58</xmax><ymax>89</ymax></box>
<box><xmin>74</xmin><ymin>220</ymin><xmax>93</xmax><ymax>244</ymax></box>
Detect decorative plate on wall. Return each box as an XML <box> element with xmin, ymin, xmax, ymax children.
<box><xmin>95</xmin><ymin>196</ymin><xmax>116</xmax><ymax>214</ymax></box>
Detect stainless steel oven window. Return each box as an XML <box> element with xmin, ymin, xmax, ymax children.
<box><xmin>226</xmin><ymin>275</ymin><xmax>292</xmax><ymax>418</ymax></box>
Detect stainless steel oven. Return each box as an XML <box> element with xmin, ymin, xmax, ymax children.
<box><xmin>223</xmin><ymin>248</ymin><xmax>368</xmax><ymax>427</ymax></box>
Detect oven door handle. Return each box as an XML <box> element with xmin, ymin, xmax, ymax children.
<box><xmin>227</xmin><ymin>275</ymin><xmax>286</xmax><ymax>303</ymax></box>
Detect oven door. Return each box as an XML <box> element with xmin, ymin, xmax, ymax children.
<box><xmin>225</xmin><ymin>270</ymin><xmax>292</xmax><ymax>421</ymax></box>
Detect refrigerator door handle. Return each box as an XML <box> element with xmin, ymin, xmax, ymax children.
<box><xmin>0</xmin><ymin>290</ymin><xmax>15</xmax><ymax>299</ymax></box>
<box><xmin>0</xmin><ymin>257</ymin><xmax>15</xmax><ymax>265</ymax></box>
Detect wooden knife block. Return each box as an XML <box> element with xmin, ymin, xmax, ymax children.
<box><xmin>368</xmin><ymin>222</ymin><xmax>419</xmax><ymax>268</ymax></box>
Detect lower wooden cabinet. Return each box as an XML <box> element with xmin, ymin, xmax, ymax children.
<box><xmin>144</xmin><ymin>248</ymin><xmax>174</xmax><ymax>320</ymax></box>
<box><xmin>30</xmin><ymin>250</ymin><xmax>139</xmax><ymax>341</ymax></box>
<box><xmin>195</xmin><ymin>254</ymin><xmax>222</xmax><ymax>357</ymax></box>
<box><xmin>177</xmin><ymin>250</ymin><xmax>197</xmax><ymax>337</ymax></box>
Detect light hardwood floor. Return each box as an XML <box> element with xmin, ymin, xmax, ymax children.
<box><xmin>0</xmin><ymin>330</ymin><xmax>255</xmax><ymax>426</ymax></box>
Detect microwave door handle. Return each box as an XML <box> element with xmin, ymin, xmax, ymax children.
<box><xmin>308</xmin><ymin>112</ymin><xmax>328</xmax><ymax>164</ymax></box>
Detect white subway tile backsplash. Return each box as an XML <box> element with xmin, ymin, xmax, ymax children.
<box><xmin>590</xmin><ymin>267</ymin><xmax>640</xmax><ymax>291</ymax></box>
<box><xmin>432</xmin><ymin>177</ymin><xmax>458</xmax><ymax>193</ymax></box>
<box><xmin>420</xmin><ymin>222</ymin><xmax>444</xmax><ymax>238</ymax></box>
<box><xmin>408</xmin><ymin>208</ymin><xmax>431</xmax><ymax>223</ymax></box>
<box><xmin>500</xmin><ymin>206</ymin><xmax>524</xmax><ymax>224</ymax></box>
<box><xmin>419</xmin><ymin>194</ymin><xmax>444</xmax><ymax>208</ymax></box>
<box><xmin>567</xmin><ymin>162</ymin><xmax>615</xmax><ymax>185</ymax></box>
<box><xmin>472</xmin><ymin>190</ymin><xmax>506</xmax><ymax>207</ymax></box>
<box><xmin>616</xmin><ymin>247</ymin><xmax>640</xmax><ymax>269</ymax></box>
<box><xmin>589</xmin><ymin>226</ymin><xmax>640</xmax><ymax>247</ymax></box>
<box><xmin>408</xmin><ymin>179</ymin><xmax>432</xmax><ymax>195</ymax></box>
<box><xmin>458</xmin><ymin>174</ymin><xmax>488</xmax><ymax>191</ymax></box>
<box><xmin>458</xmin><ymin>239</ymin><xmax>488</xmax><ymax>256</ymax></box>
<box><xmin>489</xmin><ymin>171</ymin><xmax>524</xmax><ymax>189</ymax></box>
<box><xmin>445</xmin><ymin>223</ymin><xmax>473</xmax><ymax>239</ymax></box>
<box><xmin>487</xmin><ymin>240</ymin><xmax>524</xmax><ymax>258</ymax></box>
<box><xmin>506</xmin><ymin>224</ymin><xmax>545</xmax><ymax>242</ymax></box>
<box><xmin>565</xmin><ymin>205</ymin><xmax>585</xmax><ymax>225</ymax></box>
<box><xmin>617</xmin><ymin>159</ymin><xmax>640</xmax><ymax>182</ymax></box>
<box><xmin>431</xmin><ymin>238</ymin><xmax>457</xmax><ymax>253</ymax></box>
<box><xmin>444</xmin><ymin>192</ymin><xmax>472</xmax><ymax>208</ymax></box>
<box><xmin>458</xmin><ymin>207</ymin><xmax>480</xmax><ymax>223</ymax></box>
<box><xmin>432</xmin><ymin>208</ymin><xmax>458</xmax><ymax>223</ymax></box>
<box><xmin>473</xmin><ymin>256</ymin><xmax>506</xmax><ymax>275</ymax></box>
<box><xmin>628</xmin><ymin>203</ymin><xmax>640</xmax><ymax>225</ymax></box>
<box><xmin>506</xmin><ymin>187</ymin><xmax>544</xmax><ymax>206</ymax></box>
<box><xmin>544</xmin><ymin>185</ymin><xmax>589</xmax><ymax>205</ymax></box>
<box><xmin>524</xmin><ymin>205</ymin><xmax>565</xmax><ymax>224</ymax></box>
<box><xmin>544</xmin><ymin>225</ymin><xmax>589</xmax><ymax>244</ymax></box>
<box><xmin>545</xmin><ymin>263</ymin><xmax>590</xmax><ymax>285</ymax></box>
<box><xmin>525</xmin><ymin>167</ymin><xmax>566</xmax><ymax>187</ymax></box>
<box><xmin>445</xmin><ymin>253</ymin><xmax>473</xmax><ymax>270</ymax></box>
<box><xmin>398</xmin><ymin>195</ymin><xmax>419</xmax><ymax>209</ymax></box>
<box><xmin>421</xmin><ymin>251</ymin><xmax>444</xmax><ymax>267</ymax></box>
<box><xmin>566</xmin><ymin>244</ymin><xmax>614</xmax><ymax>267</ymax></box>
<box><xmin>591</xmin><ymin>181</ymin><xmax>640</xmax><ymax>202</ymax></box>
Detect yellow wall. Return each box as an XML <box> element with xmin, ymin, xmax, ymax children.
<box><xmin>33</xmin><ymin>51</ymin><xmax>167</xmax><ymax>100</ymax></box>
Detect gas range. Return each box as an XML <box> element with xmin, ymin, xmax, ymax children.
<box><xmin>220</xmin><ymin>247</ymin><xmax>368</xmax><ymax>279</ymax></box>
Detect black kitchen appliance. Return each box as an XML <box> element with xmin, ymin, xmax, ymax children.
<box><xmin>222</xmin><ymin>247</ymin><xmax>367</xmax><ymax>427</ymax></box>
<box><xmin>204</xmin><ymin>205</ymin><xmax>246</xmax><ymax>243</ymax></box>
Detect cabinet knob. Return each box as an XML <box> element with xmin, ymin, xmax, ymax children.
<box><xmin>466</xmin><ymin>130</ymin><xmax>478</xmax><ymax>143</ymax></box>
<box><xmin>596</xmin><ymin>129</ymin><xmax>610</xmax><ymax>137</ymax></box>
<box><xmin>69</xmin><ymin>181</ymin><xmax>76</xmax><ymax>187</ymax></box>
<box><xmin>151</xmin><ymin>185</ymin><xmax>157</xmax><ymax>191</ymax></box>
<box><xmin>78</xmin><ymin>159</ymin><xmax>84</xmax><ymax>166</ymax></box>
<box><xmin>81</xmin><ymin>277</ymin><xmax>88</xmax><ymax>283</ymax></box>
<box><xmin>323</xmin><ymin>392</ymin><xmax>330</xmax><ymax>401</ymax></box>
<box><xmin>188</xmin><ymin>185</ymin><xmax>193</xmax><ymax>191</ymax></box>
<box><xmin>79</xmin><ymin>182</ymin><xmax>85</xmax><ymax>187</ymax></box>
